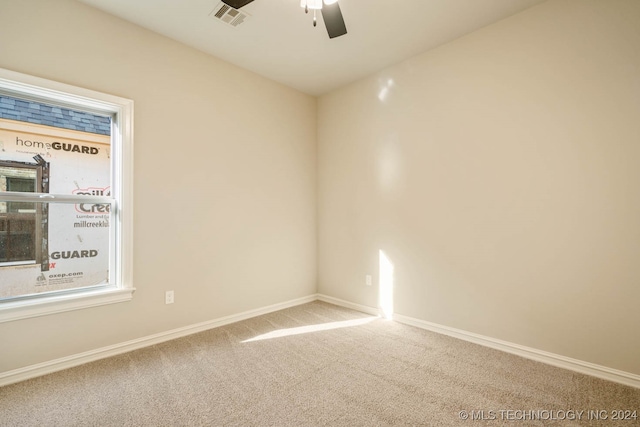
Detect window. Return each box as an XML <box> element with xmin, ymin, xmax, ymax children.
<box><xmin>0</xmin><ymin>159</ymin><xmax>45</xmax><ymax>265</ymax></box>
<box><xmin>0</xmin><ymin>68</ymin><xmax>133</xmax><ymax>322</ymax></box>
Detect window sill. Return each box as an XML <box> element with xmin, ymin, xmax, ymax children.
<box><xmin>0</xmin><ymin>287</ymin><xmax>135</xmax><ymax>323</ymax></box>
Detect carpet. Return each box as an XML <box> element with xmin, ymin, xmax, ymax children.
<box><xmin>1</xmin><ymin>301</ymin><xmax>638</xmax><ymax>426</ymax></box>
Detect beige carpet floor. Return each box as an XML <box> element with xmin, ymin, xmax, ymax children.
<box><xmin>0</xmin><ymin>301</ymin><xmax>638</xmax><ymax>426</ymax></box>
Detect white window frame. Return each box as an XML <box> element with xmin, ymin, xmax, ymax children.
<box><xmin>0</xmin><ymin>68</ymin><xmax>134</xmax><ymax>323</ymax></box>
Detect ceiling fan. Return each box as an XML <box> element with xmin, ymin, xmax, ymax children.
<box><xmin>221</xmin><ymin>0</ymin><xmax>348</xmax><ymax>39</ymax></box>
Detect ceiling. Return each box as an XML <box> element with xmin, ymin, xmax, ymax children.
<box><xmin>77</xmin><ymin>0</ymin><xmax>546</xmax><ymax>96</ymax></box>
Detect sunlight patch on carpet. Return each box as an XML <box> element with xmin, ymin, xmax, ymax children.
<box><xmin>242</xmin><ymin>317</ymin><xmax>377</xmax><ymax>343</ymax></box>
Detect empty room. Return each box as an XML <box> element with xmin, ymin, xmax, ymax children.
<box><xmin>0</xmin><ymin>0</ymin><xmax>639</xmax><ymax>425</ymax></box>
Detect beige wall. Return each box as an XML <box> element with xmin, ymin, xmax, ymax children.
<box><xmin>318</xmin><ymin>0</ymin><xmax>640</xmax><ymax>375</ymax></box>
<box><xmin>0</xmin><ymin>0</ymin><xmax>316</xmax><ymax>372</ymax></box>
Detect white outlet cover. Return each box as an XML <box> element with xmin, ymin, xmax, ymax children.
<box><xmin>165</xmin><ymin>291</ymin><xmax>174</xmax><ymax>304</ymax></box>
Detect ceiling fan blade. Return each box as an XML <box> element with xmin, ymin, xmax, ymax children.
<box><xmin>321</xmin><ymin>2</ymin><xmax>347</xmax><ymax>39</ymax></box>
<box><xmin>221</xmin><ymin>0</ymin><xmax>255</xmax><ymax>9</ymax></box>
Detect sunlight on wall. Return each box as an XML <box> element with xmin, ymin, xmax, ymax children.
<box><xmin>377</xmin><ymin>78</ymin><xmax>395</xmax><ymax>102</ymax></box>
<box><xmin>379</xmin><ymin>250</ymin><xmax>394</xmax><ymax>319</ymax></box>
<box><xmin>242</xmin><ymin>317</ymin><xmax>377</xmax><ymax>343</ymax></box>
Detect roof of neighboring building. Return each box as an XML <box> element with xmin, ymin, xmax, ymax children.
<box><xmin>0</xmin><ymin>95</ymin><xmax>111</xmax><ymax>136</ymax></box>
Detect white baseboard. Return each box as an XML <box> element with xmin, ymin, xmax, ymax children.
<box><xmin>316</xmin><ymin>294</ymin><xmax>381</xmax><ymax>316</ymax></box>
<box><xmin>0</xmin><ymin>294</ymin><xmax>317</xmax><ymax>387</ymax></box>
<box><xmin>3</xmin><ymin>293</ymin><xmax>639</xmax><ymax>390</ymax></box>
<box><xmin>317</xmin><ymin>294</ymin><xmax>640</xmax><ymax>389</ymax></box>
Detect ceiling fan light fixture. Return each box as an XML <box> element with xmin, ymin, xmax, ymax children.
<box><xmin>300</xmin><ymin>0</ymin><xmax>346</xmax><ymax>37</ymax></box>
<box><xmin>300</xmin><ymin>0</ymin><xmax>323</xmax><ymax>10</ymax></box>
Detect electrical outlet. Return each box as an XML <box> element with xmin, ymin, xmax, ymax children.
<box><xmin>366</xmin><ymin>275</ymin><xmax>372</xmax><ymax>286</ymax></box>
<box><xmin>165</xmin><ymin>290</ymin><xmax>174</xmax><ymax>304</ymax></box>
